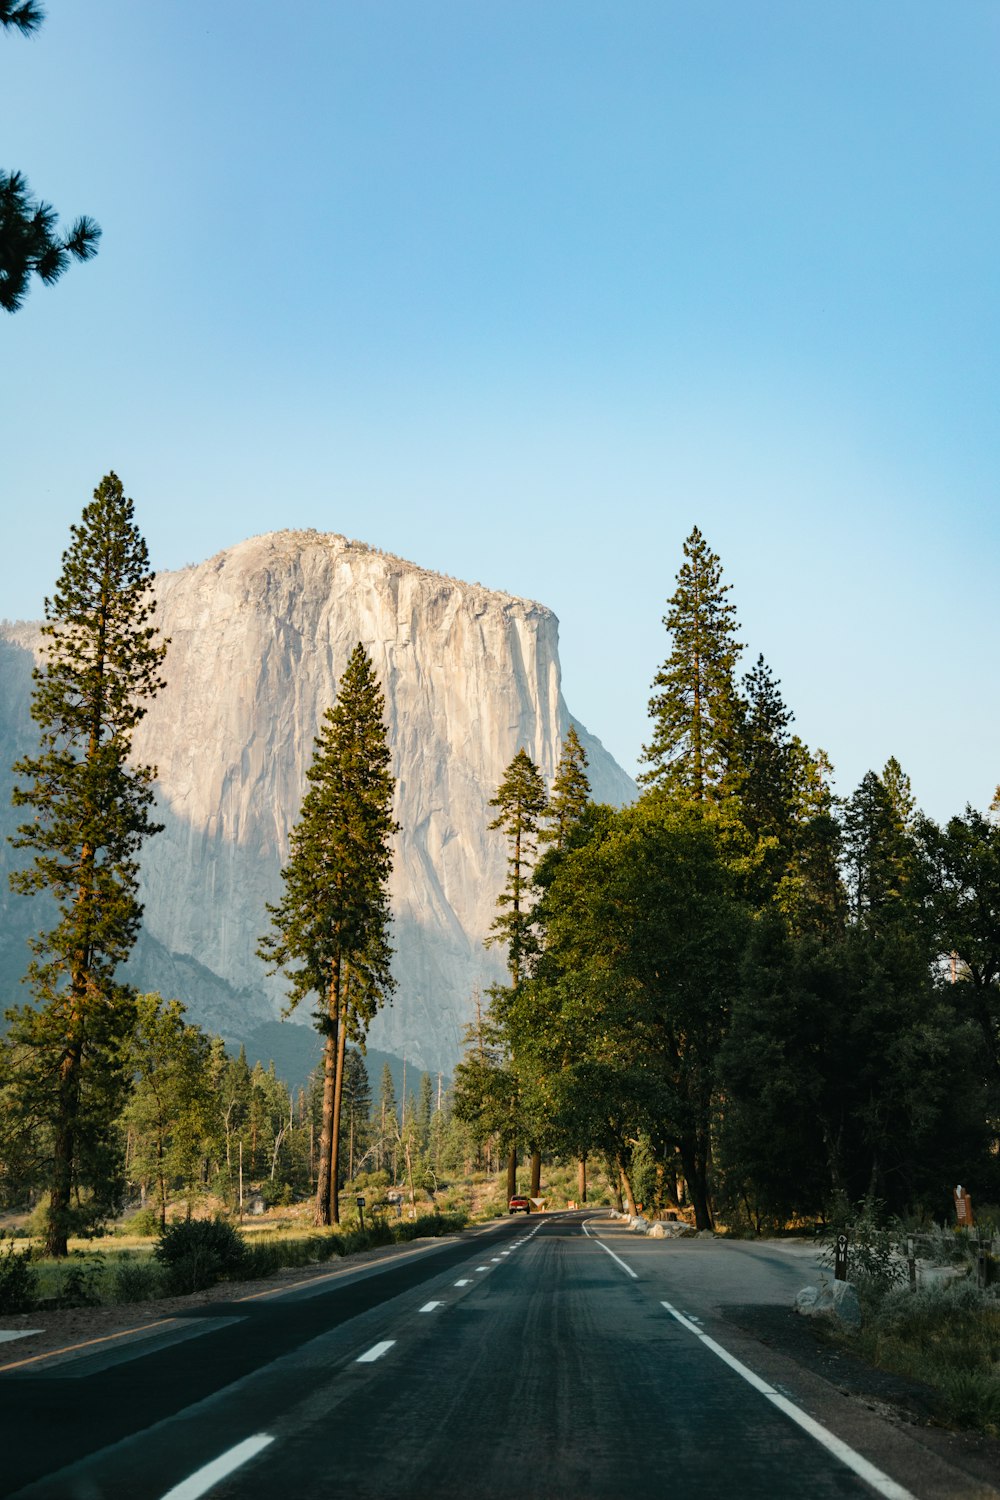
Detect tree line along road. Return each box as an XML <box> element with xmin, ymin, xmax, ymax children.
<box><xmin>2</xmin><ymin>1213</ymin><xmax>996</xmax><ymax>1500</ymax></box>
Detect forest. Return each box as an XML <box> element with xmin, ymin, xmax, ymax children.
<box><xmin>453</xmin><ymin>526</ymin><xmax>1000</xmax><ymax>1232</ymax></box>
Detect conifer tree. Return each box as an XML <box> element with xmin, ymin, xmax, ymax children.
<box><xmin>486</xmin><ymin>748</ymin><xmax>548</xmax><ymax>986</ymax></box>
<box><xmin>377</xmin><ymin>1062</ymin><xmax>399</xmax><ymax>1177</ymax></box>
<box><xmin>339</xmin><ymin>1049</ymin><xmax>372</xmax><ymax>1182</ymax></box>
<box><xmin>842</xmin><ymin>760</ymin><xmax>919</xmax><ymax>930</ymax></box>
<box><xmin>6</xmin><ymin>473</ymin><xmax>167</xmax><ymax>1254</ymax></box>
<box><xmin>541</xmin><ymin>725</ymin><xmax>591</xmax><ymax>850</ymax></box>
<box><xmin>258</xmin><ymin>643</ymin><xmax>397</xmax><ymax>1225</ymax></box>
<box><xmin>641</xmin><ymin>526</ymin><xmax>743</xmax><ymax>800</ymax></box>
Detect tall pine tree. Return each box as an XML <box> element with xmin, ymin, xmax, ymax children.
<box><xmin>486</xmin><ymin>748</ymin><xmax>548</xmax><ymax>986</ymax></box>
<box><xmin>541</xmin><ymin>725</ymin><xmax>591</xmax><ymax>851</ymax></box>
<box><xmin>258</xmin><ymin>643</ymin><xmax>397</xmax><ymax>1225</ymax></box>
<box><xmin>641</xmin><ymin>526</ymin><xmax>743</xmax><ymax>801</ymax></box>
<box><xmin>6</xmin><ymin>473</ymin><xmax>167</xmax><ymax>1254</ymax></box>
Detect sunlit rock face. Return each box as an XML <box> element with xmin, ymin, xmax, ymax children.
<box><xmin>0</xmin><ymin>531</ymin><xmax>634</xmax><ymax>1073</ymax></box>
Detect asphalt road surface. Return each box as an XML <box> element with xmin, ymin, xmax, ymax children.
<box><xmin>2</xmin><ymin>1213</ymin><xmax>995</xmax><ymax>1499</ymax></box>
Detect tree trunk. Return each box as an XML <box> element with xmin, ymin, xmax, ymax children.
<box><xmin>313</xmin><ymin>965</ymin><xmax>340</xmax><ymax>1226</ymax></box>
<box><xmin>529</xmin><ymin>1147</ymin><xmax>541</xmax><ymax>1199</ymax></box>
<box><xmin>617</xmin><ymin>1154</ymin><xmax>637</xmax><ymax>1216</ymax></box>
<box><xmin>506</xmin><ymin>1144</ymin><xmax>517</xmax><ymax>1202</ymax></box>
<box><xmin>330</xmin><ymin>983</ymin><xmax>349</xmax><ymax>1225</ymax></box>
<box><xmin>577</xmin><ymin>1155</ymin><xmax>587</xmax><ymax>1204</ymax></box>
<box><xmin>679</xmin><ymin>1137</ymin><xmax>713</xmax><ymax>1231</ymax></box>
<box><xmin>46</xmin><ymin>1038</ymin><xmax>82</xmax><ymax>1257</ymax></box>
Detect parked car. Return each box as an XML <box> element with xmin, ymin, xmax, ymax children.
<box><xmin>508</xmin><ymin>1195</ymin><xmax>530</xmax><ymax>1214</ymax></box>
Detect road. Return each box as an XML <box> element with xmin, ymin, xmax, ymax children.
<box><xmin>2</xmin><ymin>1213</ymin><xmax>995</xmax><ymax>1499</ymax></box>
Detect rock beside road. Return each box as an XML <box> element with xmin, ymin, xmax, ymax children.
<box><xmin>795</xmin><ymin>1273</ymin><xmax>862</xmax><ymax>1332</ymax></box>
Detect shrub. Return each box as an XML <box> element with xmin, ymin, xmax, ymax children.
<box><xmin>122</xmin><ymin>1206</ymin><xmax>162</xmax><ymax>1238</ymax></box>
<box><xmin>938</xmin><ymin>1369</ymin><xmax>1000</xmax><ymax>1433</ymax></box>
<box><xmin>154</xmin><ymin>1217</ymin><xmax>245</xmax><ymax>1294</ymax></box>
<box><xmin>0</xmin><ymin>1238</ymin><xmax>37</xmax><ymax>1313</ymax></box>
<box><xmin>51</xmin><ymin>1256</ymin><xmax>103</xmax><ymax>1308</ymax></box>
<box><xmin>112</xmin><ymin>1254</ymin><xmax>165</xmax><ymax>1303</ymax></box>
<box><xmin>822</xmin><ymin>1196</ymin><xmax>906</xmax><ymax>1308</ymax></box>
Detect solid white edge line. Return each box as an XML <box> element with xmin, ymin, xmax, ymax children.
<box><xmin>659</xmin><ymin>1302</ymin><xmax>916</xmax><ymax>1500</ymax></box>
<box><xmin>587</xmin><ymin>1234</ymin><xmax>639</xmax><ymax>1280</ymax></box>
<box><xmin>160</xmin><ymin>1435</ymin><xmax>274</xmax><ymax>1500</ymax></box>
<box><xmin>356</xmin><ymin>1339</ymin><xmax>395</xmax><ymax>1363</ymax></box>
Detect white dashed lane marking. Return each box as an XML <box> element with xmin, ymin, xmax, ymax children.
<box><xmin>159</xmin><ymin>1436</ymin><xmax>274</xmax><ymax>1500</ymax></box>
<box><xmin>356</xmin><ymin>1340</ymin><xmax>395</xmax><ymax>1363</ymax></box>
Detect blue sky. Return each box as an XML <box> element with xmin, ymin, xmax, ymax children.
<box><xmin>2</xmin><ymin>1</ymin><xmax>997</xmax><ymax>821</ymax></box>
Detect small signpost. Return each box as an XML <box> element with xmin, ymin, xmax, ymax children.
<box><xmin>356</xmin><ymin>1195</ymin><xmax>366</xmax><ymax>1232</ymax></box>
<box><xmin>954</xmin><ymin>1184</ymin><xmax>974</xmax><ymax>1228</ymax></box>
<box><xmin>834</xmin><ymin>1232</ymin><xmax>850</xmax><ymax>1282</ymax></box>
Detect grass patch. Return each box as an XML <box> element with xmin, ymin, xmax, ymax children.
<box><xmin>853</xmin><ymin>1280</ymin><xmax>1000</xmax><ymax>1436</ymax></box>
<box><xmin>9</xmin><ymin>1205</ymin><xmax>471</xmax><ymax>1309</ymax></box>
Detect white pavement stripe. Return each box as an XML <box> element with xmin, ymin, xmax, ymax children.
<box><xmin>356</xmin><ymin>1340</ymin><xmax>395</xmax><ymax>1363</ymax></box>
<box><xmin>589</xmin><ymin>1236</ymin><xmax>639</xmax><ymax>1280</ymax></box>
<box><xmin>419</xmin><ymin>1301</ymin><xmax>443</xmax><ymax>1313</ymax></box>
<box><xmin>659</xmin><ymin>1302</ymin><xmax>916</xmax><ymax>1500</ymax></box>
<box><xmin>160</xmin><ymin>1435</ymin><xmax>274</xmax><ymax>1500</ymax></box>
<box><xmin>475</xmin><ymin>1265</ymin><xmax>488</xmax><ymax>1271</ymax></box>
<box><xmin>455</xmin><ymin>1278</ymin><xmax>472</xmax><ymax>1286</ymax></box>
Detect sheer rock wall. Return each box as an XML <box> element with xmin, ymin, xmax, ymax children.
<box><xmin>1</xmin><ymin>530</ymin><xmax>634</xmax><ymax>1074</ymax></box>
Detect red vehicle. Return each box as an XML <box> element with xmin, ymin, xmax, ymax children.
<box><xmin>508</xmin><ymin>1195</ymin><xmax>530</xmax><ymax>1214</ymax></box>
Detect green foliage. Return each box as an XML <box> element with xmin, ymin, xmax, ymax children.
<box><xmin>0</xmin><ymin>169</ymin><xmax>100</xmax><ymax>313</ymax></box>
<box><xmin>5</xmin><ymin>474</ymin><xmax>167</xmax><ymax>1255</ymax></box>
<box><xmin>111</xmin><ymin>1253</ymin><xmax>164</xmax><ymax>1303</ymax></box>
<box><xmin>121</xmin><ymin>1206</ymin><xmax>162</xmax><ymax>1238</ymax></box>
<box><xmin>641</xmin><ymin>525</ymin><xmax>743</xmax><ymax>800</ymax></box>
<box><xmin>154</xmin><ymin>1217</ymin><xmax>245</xmax><ymax>1293</ymax></box>
<box><xmin>857</xmin><ymin>1280</ymin><xmax>1000</xmax><ymax>1435</ymax></box>
<box><xmin>486</xmin><ymin>748</ymin><xmax>548</xmax><ymax>984</ymax></box>
<box><xmin>0</xmin><ymin>4</ymin><xmax>45</xmax><ymax>35</ymax></box>
<box><xmin>50</xmin><ymin>1255</ymin><xmax>103</xmax><ymax>1308</ymax></box>
<box><xmin>541</xmin><ymin>727</ymin><xmax>591</xmax><ymax>851</ymax></box>
<box><xmin>122</xmin><ymin>995</ymin><xmax>214</xmax><ymax>1227</ymax></box>
<box><xmin>820</xmin><ymin>1197</ymin><xmax>908</xmax><ymax>1303</ymax></box>
<box><xmin>258</xmin><ymin>643</ymin><xmax>397</xmax><ymax>1025</ymax></box>
<box><xmin>0</xmin><ymin>6</ymin><xmax>101</xmax><ymax>312</ymax></box>
<box><xmin>0</xmin><ymin>1237</ymin><xmax>37</xmax><ymax>1313</ymax></box>
<box><xmin>258</xmin><ymin>643</ymin><xmax>397</xmax><ymax>1225</ymax></box>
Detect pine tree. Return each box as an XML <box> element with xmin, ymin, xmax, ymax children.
<box><xmin>258</xmin><ymin>643</ymin><xmax>397</xmax><ymax>1226</ymax></box>
<box><xmin>486</xmin><ymin>749</ymin><xmax>547</xmax><ymax>985</ymax></box>
<box><xmin>5</xmin><ymin>473</ymin><xmax>167</xmax><ymax>1254</ymax></box>
<box><xmin>1</xmin><ymin>12</ymin><xmax>101</xmax><ymax>312</ymax></box>
<box><xmin>541</xmin><ymin>725</ymin><xmax>591</xmax><ymax>850</ymax></box>
<box><xmin>735</xmin><ymin>656</ymin><xmax>794</xmax><ymax>844</ymax></box>
<box><xmin>121</xmin><ymin>995</ymin><xmax>213</xmax><ymax>1229</ymax></box>
<box><xmin>842</xmin><ymin>760</ymin><xmax>919</xmax><ymax>930</ymax></box>
<box><xmin>339</xmin><ymin>1049</ymin><xmax>372</xmax><ymax>1182</ymax></box>
<box><xmin>377</xmin><ymin>1062</ymin><xmax>399</xmax><ymax>1178</ymax></box>
<box><xmin>641</xmin><ymin>526</ymin><xmax>743</xmax><ymax>800</ymax></box>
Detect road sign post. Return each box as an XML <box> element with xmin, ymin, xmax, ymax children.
<box><xmin>834</xmin><ymin>1232</ymin><xmax>849</xmax><ymax>1281</ymax></box>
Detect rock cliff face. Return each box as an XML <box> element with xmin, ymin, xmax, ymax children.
<box><xmin>0</xmin><ymin>531</ymin><xmax>634</xmax><ymax>1074</ymax></box>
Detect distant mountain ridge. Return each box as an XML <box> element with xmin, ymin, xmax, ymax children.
<box><xmin>0</xmin><ymin>529</ymin><xmax>635</xmax><ymax>1072</ymax></box>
